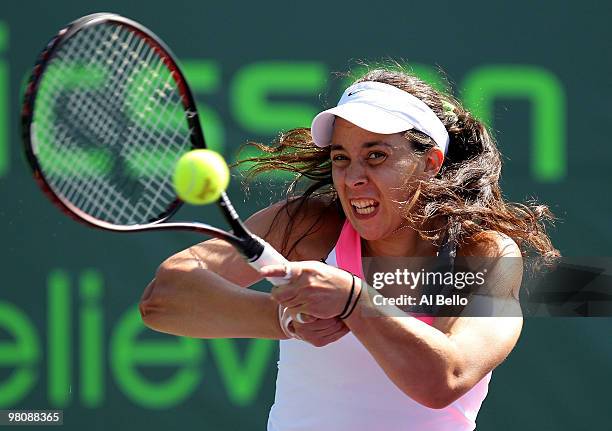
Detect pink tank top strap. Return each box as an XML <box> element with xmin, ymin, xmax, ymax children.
<box><xmin>335</xmin><ymin>219</ymin><xmax>435</xmax><ymax>326</ymax></box>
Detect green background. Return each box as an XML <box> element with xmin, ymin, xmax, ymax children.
<box><xmin>1</xmin><ymin>0</ymin><xmax>611</xmax><ymax>429</ymax></box>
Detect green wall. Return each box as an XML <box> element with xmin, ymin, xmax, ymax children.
<box><xmin>1</xmin><ymin>0</ymin><xmax>611</xmax><ymax>429</ymax></box>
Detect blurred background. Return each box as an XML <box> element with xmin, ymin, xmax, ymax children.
<box><xmin>1</xmin><ymin>0</ymin><xmax>611</xmax><ymax>429</ymax></box>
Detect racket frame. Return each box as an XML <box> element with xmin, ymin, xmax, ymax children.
<box><xmin>21</xmin><ymin>13</ymin><xmax>264</xmax><ymax>258</ymax></box>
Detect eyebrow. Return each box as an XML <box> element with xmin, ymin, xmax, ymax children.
<box><xmin>329</xmin><ymin>141</ymin><xmax>392</xmax><ymax>151</ymax></box>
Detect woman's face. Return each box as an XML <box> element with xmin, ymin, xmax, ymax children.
<box><xmin>330</xmin><ymin>117</ymin><xmax>433</xmax><ymax>241</ymax></box>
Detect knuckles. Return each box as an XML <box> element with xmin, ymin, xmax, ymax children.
<box><xmin>309</xmin><ymin>339</ymin><xmax>329</xmax><ymax>348</ymax></box>
<box><xmin>292</xmin><ymin>318</ymin><xmax>349</xmax><ymax>347</ymax></box>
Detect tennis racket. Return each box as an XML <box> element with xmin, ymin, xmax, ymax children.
<box><xmin>21</xmin><ymin>13</ymin><xmax>290</xmax><ymax>284</ymax></box>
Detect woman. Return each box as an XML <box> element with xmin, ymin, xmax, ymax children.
<box><xmin>139</xmin><ymin>67</ymin><xmax>558</xmax><ymax>430</ymax></box>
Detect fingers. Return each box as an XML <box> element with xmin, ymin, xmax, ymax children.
<box><xmin>295</xmin><ymin>317</ymin><xmax>339</xmax><ymax>331</ymax></box>
<box><xmin>320</xmin><ymin>325</ymin><xmax>350</xmax><ymax>344</ymax></box>
<box><xmin>259</xmin><ymin>263</ymin><xmax>294</xmax><ymax>279</ymax></box>
<box><xmin>294</xmin><ymin>318</ymin><xmax>346</xmax><ymax>338</ymax></box>
<box><xmin>264</xmin><ymin>261</ymin><xmax>350</xmax><ymax>320</ymax></box>
<box><xmin>271</xmin><ymin>288</ymin><xmax>301</xmax><ymax>305</ymax></box>
<box><xmin>295</xmin><ymin>312</ymin><xmax>317</xmax><ymax>324</ymax></box>
<box><xmin>293</xmin><ymin>319</ymin><xmax>349</xmax><ymax>347</ymax></box>
<box><xmin>263</xmin><ymin>264</ymin><xmax>302</xmax><ymax>303</ymax></box>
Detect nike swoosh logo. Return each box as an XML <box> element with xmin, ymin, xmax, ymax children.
<box><xmin>347</xmin><ymin>90</ymin><xmax>365</xmax><ymax>96</ymax></box>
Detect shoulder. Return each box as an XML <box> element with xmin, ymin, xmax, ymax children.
<box><xmin>245</xmin><ymin>194</ymin><xmax>343</xmax><ymax>261</ymax></box>
<box><xmin>458</xmin><ymin>230</ymin><xmax>522</xmax><ymax>258</ymax></box>
<box><xmin>457</xmin><ymin>230</ymin><xmax>523</xmax><ymax>299</ymax></box>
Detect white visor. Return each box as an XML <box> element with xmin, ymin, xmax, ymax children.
<box><xmin>311</xmin><ymin>81</ymin><xmax>449</xmax><ymax>154</ymax></box>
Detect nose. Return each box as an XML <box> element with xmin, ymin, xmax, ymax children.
<box><xmin>345</xmin><ymin>161</ymin><xmax>368</xmax><ymax>188</ymax></box>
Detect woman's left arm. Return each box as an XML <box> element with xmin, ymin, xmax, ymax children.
<box><xmin>344</xmin><ymin>234</ymin><xmax>523</xmax><ymax>409</ymax></box>
<box><xmin>264</xmin><ymin>232</ymin><xmax>523</xmax><ymax>409</ymax></box>
<box><xmin>343</xmin><ymin>298</ymin><xmax>522</xmax><ymax>409</ymax></box>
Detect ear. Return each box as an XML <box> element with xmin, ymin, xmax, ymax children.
<box><xmin>423</xmin><ymin>147</ymin><xmax>444</xmax><ymax>177</ymax></box>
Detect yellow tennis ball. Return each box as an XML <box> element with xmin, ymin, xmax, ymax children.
<box><xmin>173</xmin><ymin>149</ymin><xmax>230</xmax><ymax>205</ymax></box>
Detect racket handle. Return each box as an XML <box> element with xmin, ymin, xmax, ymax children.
<box><xmin>249</xmin><ymin>236</ymin><xmax>316</xmax><ymax>334</ymax></box>
<box><xmin>248</xmin><ymin>236</ymin><xmax>292</xmax><ymax>286</ymax></box>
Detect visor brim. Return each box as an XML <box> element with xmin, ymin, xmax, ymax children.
<box><xmin>311</xmin><ymin>103</ymin><xmax>416</xmax><ymax>147</ymax></box>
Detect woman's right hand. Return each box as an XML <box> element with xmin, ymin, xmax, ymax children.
<box><xmin>291</xmin><ymin>317</ymin><xmax>349</xmax><ymax>347</ymax></box>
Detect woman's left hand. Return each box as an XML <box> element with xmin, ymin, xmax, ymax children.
<box><xmin>261</xmin><ymin>261</ymin><xmax>354</xmax><ymax>320</ymax></box>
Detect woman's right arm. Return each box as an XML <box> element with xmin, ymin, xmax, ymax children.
<box><xmin>139</xmin><ymin>202</ymin><xmax>291</xmax><ymax>339</ymax></box>
<box><xmin>139</xmin><ymin>198</ymin><xmax>343</xmax><ymax>340</ymax></box>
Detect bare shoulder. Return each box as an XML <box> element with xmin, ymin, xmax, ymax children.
<box><xmin>434</xmin><ymin>231</ymin><xmax>524</xmax><ymax>332</ymax></box>
<box><xmin>458</xmin><ymin>230</ymin><xmax>522</xmax><ymax>258</ymax></box>
<box><xmin>456</xmin><ymin>230</ymin><xmax>523</xmax><ymax>300</ymax></box>
<box><xmin>245</xmin><ymin>194</ymin><xmax>343</xmax><ymax>261</ymax></box>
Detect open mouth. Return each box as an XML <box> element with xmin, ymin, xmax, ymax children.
<box><xmin>350</xmin><ymin>198</ymin><xmax>380</xmax><ymax>216</ymax></box>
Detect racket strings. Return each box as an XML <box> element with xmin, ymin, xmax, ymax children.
<box><xmin>40</xmin><ymin>26</ymin><xmax>128</xmax><ymax>217</ymax></box>
<box><xmin>119</xmin><ymin>59</ymin><xmax>191</xmax><ymax>222</ymax></box>
<box><xmin>53</xmin><ymin>25</ymin><xmax>141</xmax><ymax>223</ymax></box>
<box><xmin>32</xmin><ymin>21</ymin><xmax>193</xmax><ymax>226</ymax></box>
<box><xmin>37</xmin><ymin>24</ymin><xmax>132</xmax><ymax>216</ymax></box>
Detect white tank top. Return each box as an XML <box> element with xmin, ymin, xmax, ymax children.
<box><xmin>267</xmin><ymin>247</ymin><xmax>492</xmax><ymax>431</ymax></box>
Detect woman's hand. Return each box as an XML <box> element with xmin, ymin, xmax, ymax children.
<box><xmin>261</xmin><ymin>261</ymin><xmax>354</xmax><ymax>320</ymax></box>
<box><xmin>290</xmin><ymin>316</ymin><xmax>350</xmax><ymax>347</ymax></box>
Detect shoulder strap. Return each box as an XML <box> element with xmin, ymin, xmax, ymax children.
<box><xmin>334</xmin><ymin>220</ymin><xmax>436</xmax><ymax>325</ymax></box>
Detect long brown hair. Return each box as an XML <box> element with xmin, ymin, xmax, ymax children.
<box><xmin>237</xmin><ymin>65</ymin><xmax>560</xmax><ymax>258</ymax></box>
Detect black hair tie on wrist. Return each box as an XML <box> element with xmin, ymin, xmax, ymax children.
<box><xmin>341</xmin><ymin>279</ymin><xmax>362</xmax><ymax>319</ymax></box>
<box><xmin>338</xmin><ymin>269</ymin><xmax>355</xmax><ymax>318</ymax></box>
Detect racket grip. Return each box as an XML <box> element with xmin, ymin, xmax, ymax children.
<box><xmin>249</xmin><ymin>236</ymin><xmax>315</xmax><ymax>334</ymax></box>
<box><xmin>248</xmin><ymin>236</ymin><xmax>292</xmax><ymax>286</ymax></box>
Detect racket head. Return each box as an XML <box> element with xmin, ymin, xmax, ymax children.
<box><xmin>21</xmin><ymin>13</ymin><xmax>206</xmax><ymax>232</ymax></box>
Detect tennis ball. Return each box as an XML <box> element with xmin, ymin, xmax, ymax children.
<box><xmin>173</xmin><ymin>149</ymin><xmax>230</xmax><ymax>205</ymax></box>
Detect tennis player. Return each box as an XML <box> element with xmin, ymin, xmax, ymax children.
<box><xmin>140</xmin><ymin>67</ymin><xmax>559</xmax><ymax>430</ymax></box>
